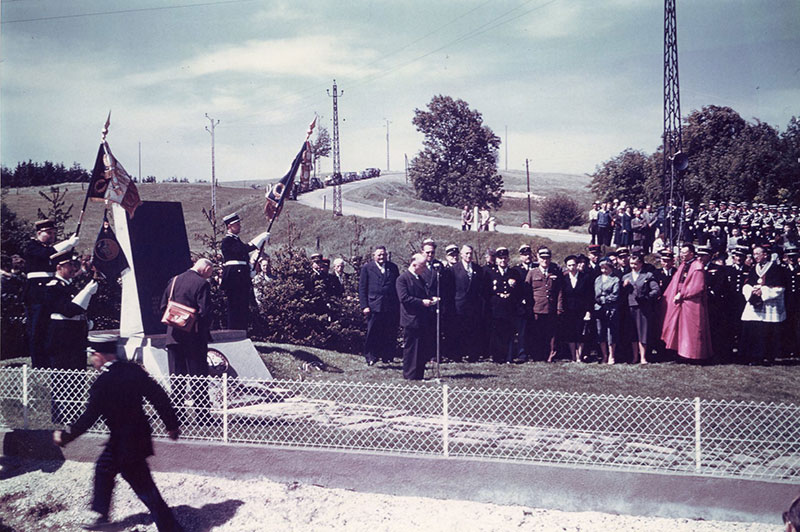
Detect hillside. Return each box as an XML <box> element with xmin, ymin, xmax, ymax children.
<box><xmin>2</xmin><ymin>182</ymin><xmax>589</xmax><ymax>265</ymax></box>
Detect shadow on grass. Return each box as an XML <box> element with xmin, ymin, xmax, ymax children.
<box><xmin>114</xmin><ymin>499</ymin><xmax>245</xmax><ymax>532</ymax></box>
<box><xmin>445</xmin><ymin>373</ymin><xmax>496</xmax><ymax>380</ymax></box>
<box><xmin>255</xmin><ymin>345</ymin><xmax>345</xmax><ymax>374</ymax></box>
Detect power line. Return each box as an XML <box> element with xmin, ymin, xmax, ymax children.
<box><xmin>2</xmin><ymin>0</ymin><xmax>256</xmax><ymax>24</ymax></box>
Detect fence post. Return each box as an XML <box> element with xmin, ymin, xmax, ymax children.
<box><xmin>22</xmin><ymin>366</ymin><xmax>29</xmax><ymax>429</ymax></box>
<box><xmin>442</xmin><ymin>384</ymin><xmax>449</xmax><ymax>458</ymax></box>
<box><xmin>694</xmin><ymin>397</ymin><xmax>701</xmax><ymax>473</ymax></box>
<box><xmin>222</xmin><ymin>374</ymin><xmax>229</xmax><ymax>444</ymax></box>
<box><xmin>383</xmin><ymin>199</ymin><xmax>388</xmax><ymax>219</ymax></box>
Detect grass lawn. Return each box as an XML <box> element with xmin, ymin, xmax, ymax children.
<box><xmin>255</xmin><ymin>342</ymin><xmax>800</xmax><ymax>405</ymax></box>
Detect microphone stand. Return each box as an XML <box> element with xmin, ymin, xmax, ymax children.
<box><xmin>435</xmin><ymin>266</ymin><xmax>441</xmax><ymax>381</ymax></box>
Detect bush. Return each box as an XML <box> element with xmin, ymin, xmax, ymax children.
<box><xmin>538</xmin><ymin>194</ymin><xmax>586</xmax><ymax>229</ymax></box>
<box><xmin>250</xmin><ymin>246</ymin><xmax>364</xmax><ymax>353</ymax></box>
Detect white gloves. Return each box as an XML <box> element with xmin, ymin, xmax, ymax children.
<box><xmin>53</xmin><ymin>234</ymin><xmax>80</xmax><ymax>253</ymax></box>
<box><xmin>249</xmin><ymin>231</ymin><xmax>269</xmax><ymax>249</ymax></box>
<box><xmin>72</xmin><ymin>280</ymin><xmax>99</xmax><ymax>310</ymax></box>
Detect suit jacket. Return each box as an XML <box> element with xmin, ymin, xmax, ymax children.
<box><xmin>396</xmin><ymin>270</ymin><xmax>434</xmax><ymax>328</ymax></box>
<box><xmin>561</xmin><ymin>271</ymin><xmax>593</xmax><ymax>314</ymax></box>
<box><xmin>160</xmin><ymin>269</ymin><xmax>212</xmax><ymax>347</ymax></box>
<box><xmin>451</xmin><ymin>261</ymin><xmax>483</xmax><ymax>316</ymax></box>
<box><xmin>621</xmin><ymin>270</ymin><xmax>660</xmax><ymax>309</ymax></box>
<box><xmin>358</xmin><ymin>260</ymin><xmax>400</xmax><ymax>313</ymax></box>
<box><xmin>525</xmin><ymin>265</ymin><xmax>564</xmax><ymax>314</ymax></box>
<box><xmin>64</xmin><ymin>360</ymin><xmax>179</xmax><ymax>463</ymax></box>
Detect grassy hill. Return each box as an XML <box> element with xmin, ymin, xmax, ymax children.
<box><xmin>2</xmin><ymin>182</ymin><xmax>590</xmax><ymax>266</ymax></box>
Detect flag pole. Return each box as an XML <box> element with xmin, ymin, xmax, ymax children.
<box><xmin>258</xmin><ymin>118</ymin><xmax>317</xmax><ymax>261</ymax></box>
<box><xmin>75</xmin><ymin>111</ymin><xmax>111</xmax><ymax>238</ymax></box>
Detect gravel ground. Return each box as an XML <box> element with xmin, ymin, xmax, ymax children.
<box><xmin>0</xmin><ymin>459</ymin><xmax>781</xmax><ymax>532</ymax></box>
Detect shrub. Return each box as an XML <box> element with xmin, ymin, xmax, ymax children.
<box><xmin>538</xmin><ymin>194</ymin><xmax>586</xmax><ymax>229</ymax></box>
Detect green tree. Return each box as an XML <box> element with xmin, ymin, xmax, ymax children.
<box><xmin>409</xmin><ymin>95</ymin><xmax>503</xmax><ymax>209</ymax></box>
<box><xmin>36</xmin><ymin>186</ymin><xmax>74</xmax><ymax>240</ymax></box>
<box><xmin>310</xmin><ymin>126</ymin><xmax>332</xmax><ymax>178</ymax></box>
<box><xmin>589</xmin><ymin>149</ymin><xmax>657</xmax><ymax>204</ymax></box>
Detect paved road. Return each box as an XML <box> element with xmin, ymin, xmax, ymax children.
<box><xmin>296</xmin><ymin>173</ymin><xmax>589</xmax><ymax>243</ymax></box>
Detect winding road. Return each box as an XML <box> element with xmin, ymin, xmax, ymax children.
<box><xmin>296</xmin><ymin>172</ymin><xmax>588</xmax><ymax>243</ymax></box>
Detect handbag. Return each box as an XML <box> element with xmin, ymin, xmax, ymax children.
<box><xmin>161</xmin><ymin>277</ymin><xmax>197</xmax><ymax>331</ymax></box>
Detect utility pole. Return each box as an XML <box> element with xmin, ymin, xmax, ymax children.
<box><xmin>205</xmin><ymin>113</ymin><xmax>220</xmax><ymax>219</ymax></box>
<box><xmin>404</xmin><ymin>153</ymin><xmax>409</xmax><ymax>185</ymax></box>
<box><xmin>384</xmin><ymin>119</ymin><xmax>391</xmax><ymax>172</ymax></box>
<box><xmin>525</xmin><ymin>158</ymin><xmax>532</xmax><ymax>227</ymax></box>
<box><xmin>327</xmin><ymin>80</ymin><xmax>344</xmax><ymax>216</ymax></box>
<box><xmin>138</xmin><ymin>141</ymin><xmax>141</xmax><ymax>182</ymax></box>
<box><xmin>663</xmin><ymin>0</ymin><xmax>687</xmax><ymax>246</ymax></box>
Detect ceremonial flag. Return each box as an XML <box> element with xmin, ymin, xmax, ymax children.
<box><xmin>92</xmin><ymin>211</ymin><xmax>129</xmax><ymax>280</ymax></box>
<box><xmin>264</xmin><ymin>118</ymin><xmax>317</xmax><ymax>229</ymax></box>
<box><xmin>264</xmin><ymin>142</ymin><xmax>308</xmax><ymax>222</ymax></box>
<box><xmin>88</xmin><ymin>141</ymin><xmax>143</xmax><ymax>217</ymax></box>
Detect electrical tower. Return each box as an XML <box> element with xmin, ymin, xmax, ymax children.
<box><xmin>327</xmin><ymin>80</ymin><xmax>344</xmax><ymax>216</ymax></box>
<box><xmin>663</xmin><ymin>0</ymin><xmax>687</xmax><ymax>245</ymax></box>
<box><xmin>205</xmin><ymin>113</ymin><xmax>220</xmax><ymax>220</ymax></box>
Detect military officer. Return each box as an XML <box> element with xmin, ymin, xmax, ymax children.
<box><xmin>220</xmin><ymin>212</ymin><xmax>268</xmax><ymax>331</ymax></box>
<box><xmin>24</xmin><ymin>219</ymin><xmax>80</xmax><ymax>367</ymax></box>
<box><xmin>483</xmin><ymin>247</ymin><xmax>522</xmax><ymax>363</ymax></box>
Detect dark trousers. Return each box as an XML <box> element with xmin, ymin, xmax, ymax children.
<box><xmin>489</xmin><ymin>317</ymin><xmax>516</xmax><ymax>363</ymax></box>
<box><xmin>92</xmin><ymin>447</ymin><xmax>180</xmax><ymax>531</ymax></box>
<box><xmin>402</xmin><ymin>324</ymin><xmax>434</xmax><ymax>380</ymax></box>
<box><xmin>168</xmin><ymin>344</ymin><xmax>210</xmax><ymax>415</ymax></box>
<box><xmin>454</xmin><ymin>312</ymin><xmax>482</xmax><ymax>361</ymax></box>
<box><xmin>597</xmin><ymin>226</ymin><xmax>611</xmax><ymax>247</ymax></box>
<box><xmin>224</xmin><ymin>287</ymin><xmax>252</xmax><ymax>331</ymax></box>
<box><xmin>528</xmin><ymin>313</ymin><xmax>557</xmax><ymax>361</ymax></box>
<box><xmin>364</xmin><ymin>311</ymin><xmax>399</xmax><ymax>363</ymax></box>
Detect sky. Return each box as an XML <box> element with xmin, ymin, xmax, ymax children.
<box><xmin>1</xmin><ymin>0</ymin><xmax>798</xmax><ymax>183</ymax></box>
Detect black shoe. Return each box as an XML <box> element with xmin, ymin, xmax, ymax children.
<box><xmin>83</xmin><ymin>515</ymin><xmax>111</xmax><ymax>530</ymax></box>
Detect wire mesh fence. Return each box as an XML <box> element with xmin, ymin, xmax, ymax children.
<box><xmin>1</xmin><ymin>366</ymin><xmax>798</xmax><ymax>482</ymax></box>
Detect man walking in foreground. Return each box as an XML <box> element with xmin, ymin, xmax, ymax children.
<box><xmin>54</xmin><ymin>334</ymin><xmax>182</xmax><ymax>531</ymax></box>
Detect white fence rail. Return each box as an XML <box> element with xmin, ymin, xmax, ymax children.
<box><xmin>1</xmin><ymin>367</ymin><xmax>798</xmax><ymax>483</ymax></box>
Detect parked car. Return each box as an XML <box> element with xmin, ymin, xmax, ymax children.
<box><xmin>365</xmin><ymin>167</ymin><xmax>381</xmax><ymax>178</ymax></box>
<box><xmin>344</xmin><ymin>171</ymin><xmax>358</xmax><ymax>182</ymax></box>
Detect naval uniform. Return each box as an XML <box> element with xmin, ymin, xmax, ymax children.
<box><xmin>23</xmin><ymin>238</ymin><xmax>57</xmax><ymax>367</ymax></box>
<box><xmin>220</xmin><ymin>232</ymin><xmax>257</xmax><ymax>330</ymax></box>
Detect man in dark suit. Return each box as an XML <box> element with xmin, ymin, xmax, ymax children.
<box><xmin>160</xmin><ymin>258</ymin><xmax>213</xmax><ymax>421</ymax></box>
<box><xmin>396</xmin><ymin>253</ymin><xmax>439</xmax><ymax>380</ymax></box>
<box><xmin>54</xmin><ymin>334</ymin><xmax>181</xmax><ymax>531</ymax></box>
<box><xmin>450</xmin><ymin>245</ymin><xmax>483</xmax><ymax>362</ymax></box>
<box><xmin>220</xmin><ymin>212</ymin><xmax>268</xmax><ymax>331</ymax></box>
<box><xmin>358</xmin><ymin>246</ymin><xmax>400</xmax><ymax>365</ymax></box>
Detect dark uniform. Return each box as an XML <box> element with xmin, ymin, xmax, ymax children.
<box><xmin>59</xmin><ymin>336</ymin><xmax>181</xmax><ymax>532</ymax></box>
<box><xmin>705</xmin><ymin>258</ymin><xmax>732</xmax><ymax>362</ymax></box>
<box><xmin>220</xmin><ymin>214</ymin><xmax>258</xmax><ymax>331</ymax></box>
<box><xmin>43</xmin><ymin>275</ymin><xmax>93</xmax><ymax>370</ymax></box>
<box><xmin>24</xmin><ymin>220</ymin><xmax>78</xmax><ymax>367</ymax></box>
<box><xmin>484</xmin><ymin>258</ymin><xmax>522</xmax><ymax>364</ymax></box>
<box><xmin>725</xmin><ymin>250</ymin><xmax>751</xmax><ymax>359</ymax></box>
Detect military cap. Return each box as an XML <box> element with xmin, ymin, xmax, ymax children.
<box><xmin>518</xmin><ymin>244</ymin><xmax>532</xmax><ymax>254</ymax></box>
<box><xmin>35</xmin><ymin>219</ymin><xmax>56</xmax><ymax>231</ymax></box>
<box><xmin>659</xmin><ymin>250</ymin><xmax>675</xmax><ymax>259</ymax></box>
<box><xmin>785</xmin><ymin>247</ymin><xmax>799</xmax><ymax>258</ymax></box>
<box><xmin>309</xmin><ymin>252</ymin><xmax>323</xmax><ymax>262</ymax></box>
<box><xmin>223</xmin><ymin>212</ymin><xmax>241</xmax><ymax>225</ymax></box>
<box><xmin>699</xmin><ymin>202</ymin><xmax>706</xmax><ymax>207</ymax></box>
<box><xmin>537</xmin><ymin>247</ymin><xmax>552</xmax><ymax>258</ymax></box>
<box><xmin>732</xmin><ymin>245</ymin><xmax>749</xmax><ymax>257</ymax></box>
<box><xmin>696</xmin><ymin>245</ymin><xmax>713</xmax><ymax>256</ymax></box>
<box><xmin>422</xmin><ymin>238</ymin><xmax>436</xmax><ymax>248</ymax></box>
<box><xmin>50</xmin><ymin>249</ymin><xmax>77</xmax><ymax>266</ymax></box>
<box><xmin>587</xmin><ymin>244</ymin><xmax>602</xmax><ymax>254</ymax></box>
<box><xmin>445</xmin><ymin>244</ymin><xmax>458</xmax><ymax>255</ymax></box>
<box><xmin>495</xmin><ymin>247</ymin><xmax>509</xmax><ymax>258</ymax></box>
<box><xmin>720</xmin><ymin>201</ymin><xmax>728</xmax><ymax>206</ymax></box>
<box><xmin>709</xmin><ymin>199</ymin><xmax>717</xmax><ymax>204</ymax></box>
<box><xmin>793</xmin><ymin>206</ymin><xmax>799</xmax><ymax>211</ymax></box>
<box><xmin>615</xmin><ymin>246</ymin><xmax>630</xmax><ymax>257</ymax></box>
<box><xmin>87</xmin><ymin>333</ymin><xmax>119</xmax><ymax>356</ymax></box>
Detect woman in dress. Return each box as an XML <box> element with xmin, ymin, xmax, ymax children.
<box><xmin>594</xmin><ymin>258</ymin><xmax>620</xmax><ymax>364</ymax></box>
<box><xmin>560</xmin><ymin>255</ymin><xmax>593</xmax><ymax>362</ymax></box>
